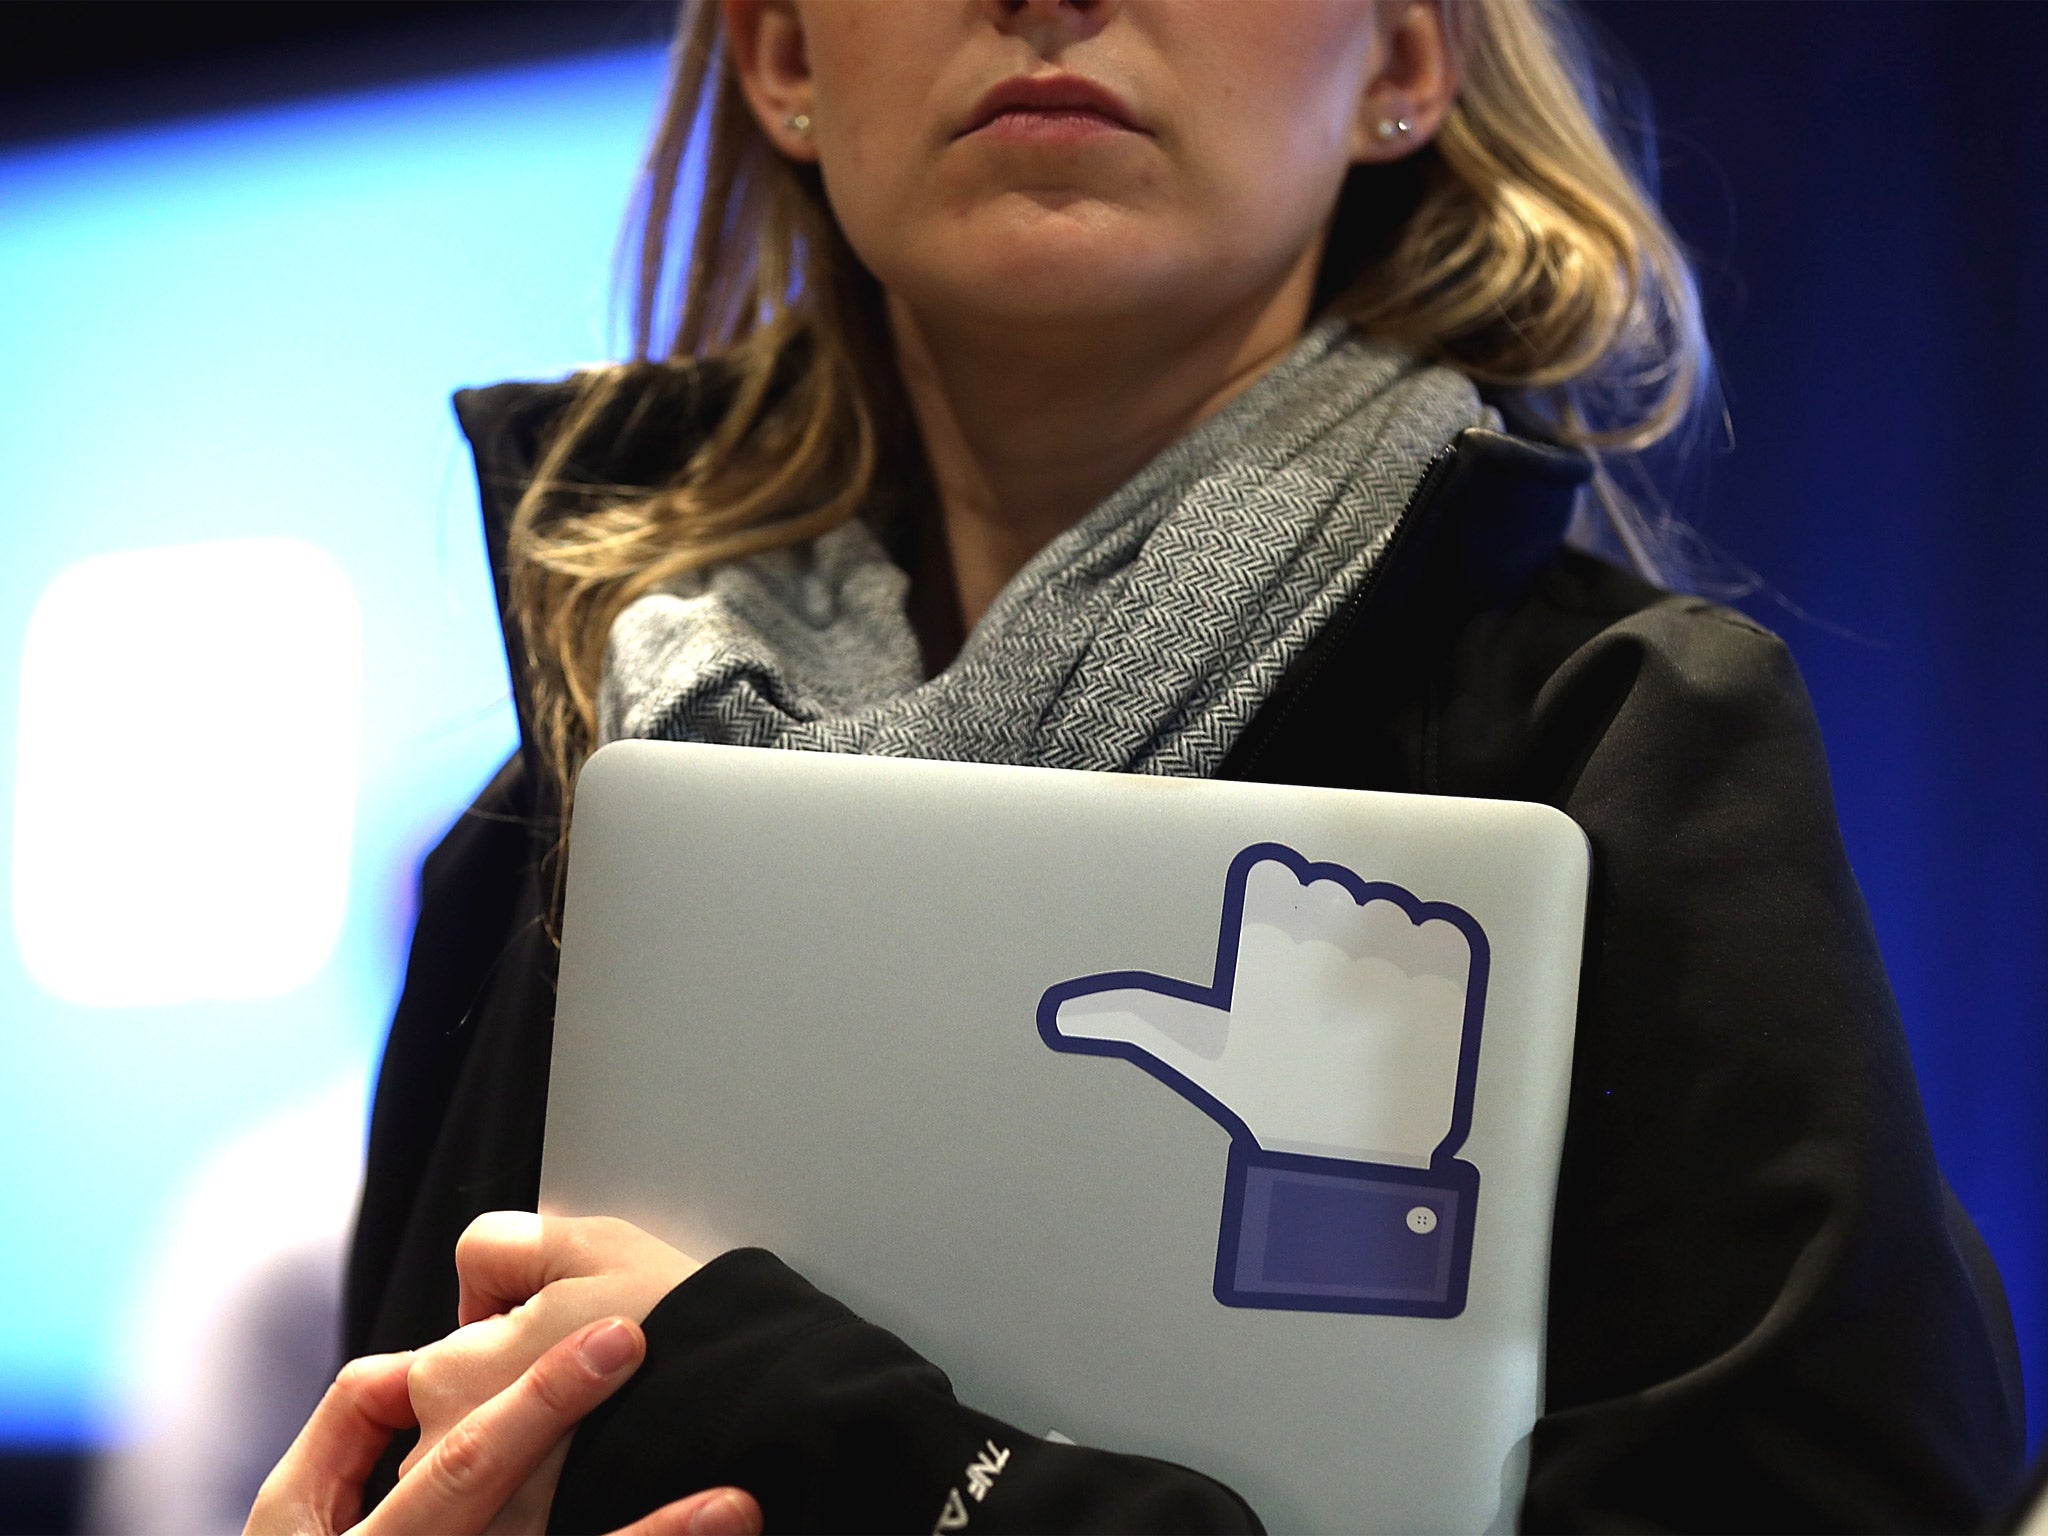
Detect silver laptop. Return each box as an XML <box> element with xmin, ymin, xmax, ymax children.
<box><xmin>542</xmin><ymin>739</ymin><xmax>1590</xmax><ymax>1533</ymax></box>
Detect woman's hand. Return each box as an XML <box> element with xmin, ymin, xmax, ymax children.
<box><xmin>400</xmin><ymin>1213</ymin><xmax>703</xmax><ymax>1532</ymax></box>
<box><xmin>245</xmin><ymin>1316</ymin><xmax>759</xmax><ymax>1536</ymax></box>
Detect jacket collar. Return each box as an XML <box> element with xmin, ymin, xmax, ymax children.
<box><xmin>452</xmin><ymin>360</ymin><xmax>740</xmax><ymax>792</ymax></box>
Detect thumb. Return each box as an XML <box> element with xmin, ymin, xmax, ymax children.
<box><xmin>609</xmin><ymin>1488</ymin><xmax>762</xmax><ymax>1536</ymax></box>
<box><xmin>1049</xmin><ymin>979</ymin><xmax>1231</xmax><ymax>1078</ymax></box>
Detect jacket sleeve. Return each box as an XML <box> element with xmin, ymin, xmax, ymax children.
<box><xmin>1502</xmin><ymin>594</ymin><xmax>2025</xmax><ymax>1531</ymax></box>
<box><xmin>549</xmin><ymin>1250</ymin><xmax>1264</xmax><ymax>1536</ymax></box>
<box><xmin>346</xmin><ymin>753</ymin><xmax>540</xmax><ymax>1362</ymax></box>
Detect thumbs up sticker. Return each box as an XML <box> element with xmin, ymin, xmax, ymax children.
<box><xmin>1039</xmin><ymin>844</ymin><xmax>1490</xmax><ymax>1318</ymax></box>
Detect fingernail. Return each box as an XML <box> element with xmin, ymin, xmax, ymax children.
<box><xmin>577</xmin><ymin>1319</ymin><xmax>639</xmax><ymax>1376</ymax></box>
<box><xmin>686</xmin><ymin>1491</ymin><xmax>756</xmax><ymax>1535</ymax></box>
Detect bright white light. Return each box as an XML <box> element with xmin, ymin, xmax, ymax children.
<box><xmin>12</xmin><ymin>538</ymin><xmax>362</xmax><ymax>1008</ymax></box>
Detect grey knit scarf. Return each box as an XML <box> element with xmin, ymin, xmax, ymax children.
<box><xmin>598</xmin><ymin>318</ymin><xmax>1485</xmax><ymax>777</ymax></box>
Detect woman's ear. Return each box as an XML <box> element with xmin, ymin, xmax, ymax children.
<box><xmin>1350</xmin><ymin>0</ymin><xmax>1458</xmax><ymax>163</ymax></box>
<box><xmin>720</xmin><ymin>0</ymin><xmax>820</xmax><ymax>163</ymax></box>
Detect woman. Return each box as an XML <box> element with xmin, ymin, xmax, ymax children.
<box><xmin>328</xmin><ymin>0</ymin><xmax>2026</xmax><ymax>1530</ymax></box>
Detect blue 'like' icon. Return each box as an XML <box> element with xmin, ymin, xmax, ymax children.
<box><xmin>1038</xmin><ymin>843</ymin><xmax>1490</xmax><ymax>1318</ymax></box>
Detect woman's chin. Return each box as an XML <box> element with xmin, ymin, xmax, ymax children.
<box><xmin>865</xmin><ymin>206</ymin><xmax>1224</xmax><ymax>322</ymax></box>
<box><xmin>897</xmin><ymin>257</ymin><xmax>1223</xmax><ymax>336</ymax></box>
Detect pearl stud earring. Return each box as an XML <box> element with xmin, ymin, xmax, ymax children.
<box><xmin>1373</xmin><ymin>116</ymin><xmax>1413</xmax><ymax>141</ymax></box>
<box><xmin>784</xmin><ymin>112</ymin><xmax>812</xmax><ymax>136</ymax></box>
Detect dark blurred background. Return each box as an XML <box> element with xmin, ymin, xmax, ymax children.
<box><xmin>1</xmin><ymin>2</ymin><xmax>2041</xmax><ymax>1530</ymax></box>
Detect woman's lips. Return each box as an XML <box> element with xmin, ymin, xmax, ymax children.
<box><xmin>957</xmin><ymin>74</ymin><xmax>1148</xmax><ymax>143</ymax></box>
<box><xmin>970</xmin><ymin>106</ymin><xmax>1142</xmax><ymax>143</ymax></box>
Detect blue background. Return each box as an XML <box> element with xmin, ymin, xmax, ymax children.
<box><xmin>1591</xmin><ymin>0</ymin><xmax>2047</xmax><ymax>1454</ymax></box>
<box><xmin>0</xmin><ymin>45</ymin><xmax>670</xmax><ymax>1444</ymax></box>
<box><xmin>0</xmin><ymin>0</ymin><xmax>2039</xmax><ymax>1500</ymax></box>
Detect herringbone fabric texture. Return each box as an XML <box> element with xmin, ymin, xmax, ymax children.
<box><xmin>599</xmin><ymin>319</ymin><xmax>1484</xmax><ymax>778</ymax></box>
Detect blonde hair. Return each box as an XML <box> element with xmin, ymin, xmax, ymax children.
<box><xmin>510</xmin><ymin>0</ymin><xmax>1710</xmax><ymax>824</ymax></box>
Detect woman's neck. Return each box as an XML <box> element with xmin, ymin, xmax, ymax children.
<box><xmin>884</xmin><ymin>257</ymin><xmax>1322</xmax><ymax>659</ymax></box>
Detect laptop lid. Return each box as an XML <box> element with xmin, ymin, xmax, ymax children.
<box><xmin>543</xmin><ymin>739</ymin><xmax>1589</xmax><ymax>1532</ymax></box>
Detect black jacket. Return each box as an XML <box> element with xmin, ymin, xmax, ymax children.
<box><xmin>346</xmin><ymin>365</ymin><xmax>2027</xmax><ymax>1533</ymax></box>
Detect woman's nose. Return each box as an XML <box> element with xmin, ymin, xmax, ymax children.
<box><xmin>987</xmin><ymin>0</ymin><xmax>1119</xmax><ymax>47</ymax></box>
